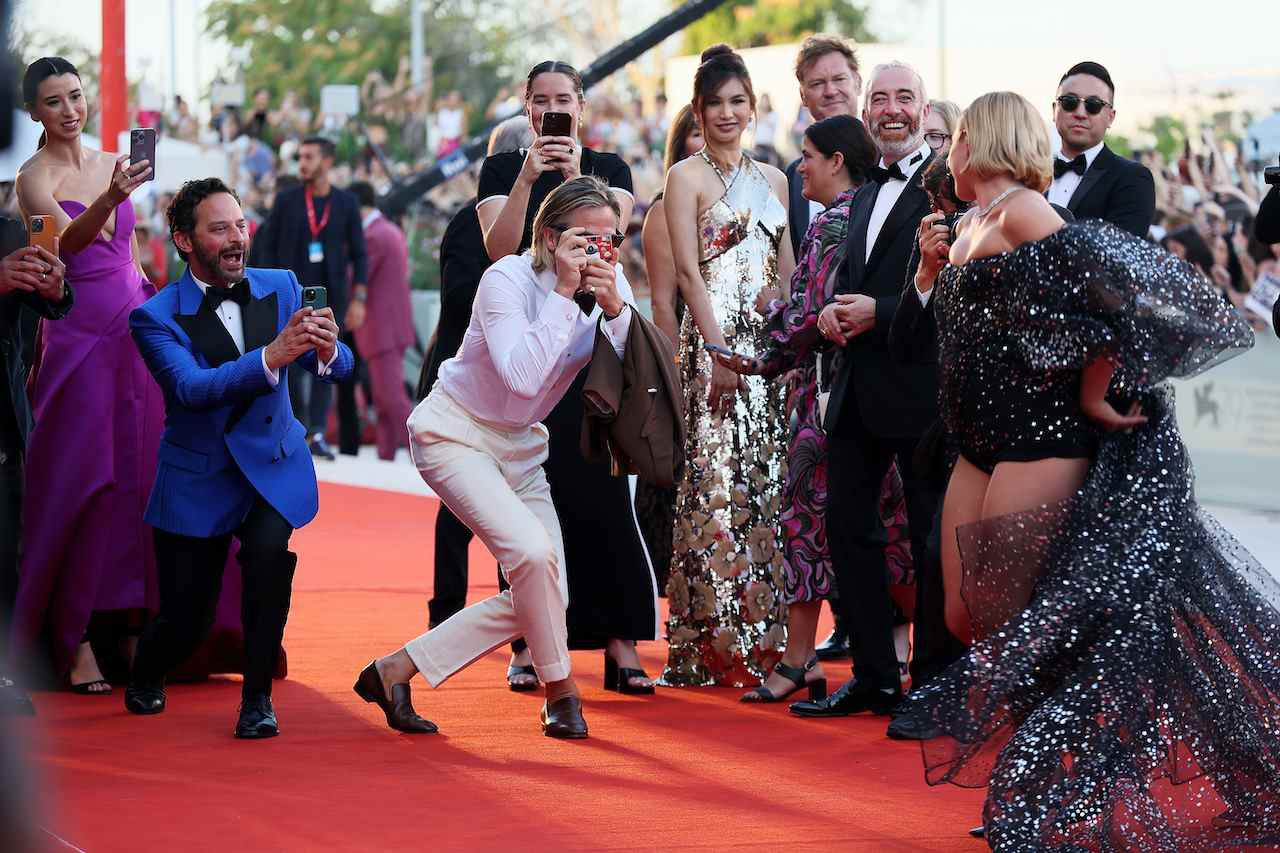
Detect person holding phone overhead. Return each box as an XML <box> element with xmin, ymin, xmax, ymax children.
<box><xmin>7</xmin><ymin>57</ymin><xmax>165</xmax><ymax>697</ymax></box>
<box><xmin>660</xmin><ymin>45</ymin><xmax>795</xmax><ymax>688</ymax></box>
<box><xmin>472</xmin><ymin>60</ymin><xmax>659</xmax><ymax>694</ymax></box>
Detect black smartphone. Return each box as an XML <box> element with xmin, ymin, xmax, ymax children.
<box><xmin>302</xmin><ymin>286</ymin><xmax>328</xmax><ymax>311</ymax></box>
<box><xmin>130</xmin><ymin>128</ymin><xmax>156</xmax><ymax>181</ymax></box>
<box><xmin>540</xmin><ymin>111</ymin><xmax>572</xmax><ymax>137</ymax></box>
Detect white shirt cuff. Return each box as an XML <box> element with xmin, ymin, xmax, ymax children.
<box><xmin>600</xmin><ymin>304</ymin><xmax>633</xmax><ymax>359</ymax></box>
<box><xmin>315</xmin><ymin>346</ymin><xmax>340</xmax><ymax>377</ymax></box>
<box><xmin>261</xmin><ymin>349</ymin><xmax>280</xmax><ymax>387</ymax></box>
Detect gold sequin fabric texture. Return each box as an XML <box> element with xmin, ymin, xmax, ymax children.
<box><xmin>900</xmin><ymin>222</ymin><xmax>1280</xmax><ymax>850</ymax></box>
<box><xmin>660</xmin><ymin>155</ymin><xmax>790</xmax><ymax>688</ymax></box>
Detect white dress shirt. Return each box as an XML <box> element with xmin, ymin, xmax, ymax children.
<box><xmin>1047</xmin><ymin>140</ymin><xmax>1105</xmax><ymax>208</ymax></box>
<box><xmin>436</xmin><ymin>252</ymin><xmax>634</xmax><ymax>430</ymax></box>
<box><xmin>191</xmin><ymin>274</ymin><xmax>337</xmax><ymax>383</ymax></box>
<box><xmin>866</xmin><ymin>141</ymin><xmax>932</xmax><ymax>262</ymax></box>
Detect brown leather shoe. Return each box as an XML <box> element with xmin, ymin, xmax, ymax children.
<box><xmin>353</xmin><ymin>661</ymin><xmax>438</xmax><ymax>734</ymax></box>
<box><xmin>540</xmin><ymin>694</ymin><xmax>588</xmax><ymax>739</ymax></box>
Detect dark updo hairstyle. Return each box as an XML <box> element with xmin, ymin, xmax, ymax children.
<box><xmin>22</xmin><ymin>56</ymin><xmax>81</xmax><ymax>149</ymax></box>
<box><xmin>526</xmin><ymin>60</ymin><xmax>585</xmax><ymax>104</ymax></box>
<box><xmin>920</xmin><ymin>156</ymin><xmax>965</xmax><ymax>213</ymax></box>
<box><xmin>692</xmin><ymin>44</ymin><xmax>755</xmax><ymax>117</ymax></box>
<box><xmin>803</xmin><ymin>115</ymin><xmax>876</xmax><ymax>186</ymax></box>
<box><xmin>167</xmin><ymin>177</ymin><xmax>242</xmax><ymax>262</ymax></box>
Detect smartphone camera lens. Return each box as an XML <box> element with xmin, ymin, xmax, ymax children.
<box><xmin>31</xmin><ymin>220</ymin><xmax>42</xmax><ymax>233</ymax></box>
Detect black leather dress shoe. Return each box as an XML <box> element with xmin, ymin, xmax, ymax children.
<box><xmin>235</xmin><ymin>694</ymin><xmax>279</xmax><ymax>739</ymax></box>
<box><xmin>124</xmin><ymin>685</ymin><xmax>166</xmax><ymax>715</ymax></box>
<box><xmin>968</xmin><ymin>825</ymin><xmax>986</xmax><ymax>838</ymax></box>
<box><xmin>540</xmin><ymin>695</ymin><xmax>588</xmax><ymax>739</ymax></box>
<box><xmin>886</xmin><ymin>713</ymin><xmax>942</xmax><ymax>740</ymax></box>
<box><xmin>352</xmin><ymin>661</ymin><xmax>438</xmax><ymax>734</ymax></box>
<box><xmin>814</xmin><ymin>627</ymin><xmax>851</xmax><ymax>661</ymax></box>
<box><xmin>789</xmin><ymin>679</ymin><xmax>900</xmax><ymax>718</ymax></box>
<box><xmin>308</xmin><ymin>434</ymin><xmax>337</xmax><ymax>461</ymax></box>
<box><xmin>0</xmin><ymin>677</ymin><xmax>35</xmax><ymax>717</ymax></box>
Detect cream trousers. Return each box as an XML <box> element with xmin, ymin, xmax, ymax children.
<box><xmin>403</xmin><ymin>389</ymin><xmax>570</xmax><ymax>686</ymax></box>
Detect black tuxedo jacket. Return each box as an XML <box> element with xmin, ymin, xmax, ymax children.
<box><xmin>784</xmin><ymin>158</ymin><xmax>810</xmax><ymax>260</ymax></box>
<box><xmin>258</xmin><ymin>185</ymin><xmax>368</xmax><ymax>318</ymax></box>
<box><xmin>1058</xmin><ymin>144</ymin><xmax>1155</xmax><ymax>238</ymax></box>
<box><xmin>825</xmin><ymin>156</ymin><xmax>939</xmax><ymax>439</ymax></box>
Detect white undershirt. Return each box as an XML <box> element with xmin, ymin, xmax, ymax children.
<box><xmin>866</xmin><ymin>141</ymin><xmax>932</xmax><ymax>262</ymax></box>
<box><xmin>191</xmin><ymin>274</ymin><xmax>337</xmax><ymax>382</ymax></box>
<box><xmin>434</xmin><ymin>253</ymin><xmax>633</xmax><ymax>430</ymax></box>
<box><xmin>1047</xmin><ymin>140</ymin><xmax>1104</xmax><ymax>208</ymax></box>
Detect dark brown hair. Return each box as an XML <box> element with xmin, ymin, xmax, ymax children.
<box><xmin>793</xmin><ymin>34</ymin><xmax>859</xmax><ymax>84</ymax></box>
<box><xmin>23</xmin><ymin>57</ymin><xmax>81</xmax><ymax>150</ymax></box>
<box><xmin>920</xmin><ymin>156</ymin><xmax>963</xmax><ymax>212</ymax></box>
<box><xmin>168</xmin><ymin>177</ymin><xmax>242</xmax><ymax>262</ymax></box>
<box><xmin>525</xmin><ymin>61</ymin><xmax>585</xmax><ymax>102</ymax></box>
<box><xmin>804</xmin><ymin>115</ymin><xmax>876</xmax><ymax>185</ymax></box>
<box><xmin>692</xmin><ymin>44</ymin><xmax>755</xmax><ymax>115</ymax></box>
<box><xmin>663</xmin><ymin>104</ymin><xmax>700</xmax><ymax>173</ymax></box>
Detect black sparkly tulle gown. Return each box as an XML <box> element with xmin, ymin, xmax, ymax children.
<box><xmin>899</xmin><ymin>221</ymin><xmax>1280</xmax><ymax>851</ymax></box>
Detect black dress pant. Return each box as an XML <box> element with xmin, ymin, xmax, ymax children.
<box><xmin>289</xmin><ymin>335</ymin><xmax>359</xmax><ymax>449</ymax></box>
<box><xmin>0</xmin><ymin>451</ymin><xmax>21</xmax><ymax>628</ymax></box>
<box><xmin>131</xmin><ymin>497</ymin><xmax>295</xmax><ymax>698</ymax></box>
<box><xmin>336</xmin><ymin>330</ymin><xmax>363</xmax><ymax>455</ymax></box>
<box><xmin>826</xmin><ymin>411</ymin><xmax>949</xmax><ymax>693</ymax></box>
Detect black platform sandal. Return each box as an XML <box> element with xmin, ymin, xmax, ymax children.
<box><xmin>603</xmin><ymin>653</ymin><xmax>655</xmax><ymax>695</ymax></box>
<box><xmin>507</xmin><ymin>664</ymin><xmax>539</xmax><ymax>692</ymax></box>
<box><xmin>739</xmin><ymin>657</ymin><xmax>826</xmax><ymax>703</ymax></box>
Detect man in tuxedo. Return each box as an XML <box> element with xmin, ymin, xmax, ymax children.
<box><xmin>1047</xmin><ymin>61</ymin><xmax>1155</xmax><ymax>238</ymax></box>
<box><xmin>126</xmin><ymin>178</ymin><xmax>354</xmax><ymax>737</ymax></box>
<box><xmin>791</xmin><ymin>62</ymin><xmax>959</xmax><ymax>722</ymax></box>
<box><xmin>784</xmin><ymin>34</ymin><xmax>862</xmax><ymax>660</ymax></box>
<box><xmin>259</xmin><ymin>137</ymin><xmax>368</xmax><ymax>459</ymax></box>
<box><xmin>348</xmin><ymin>181</ymin><xmax>414</xmax><ymax>461</ymax></box>
<box><xmin>0</xmin><ymin>234</ymin><xmax>71</xmax><ymax>717</ymax></box>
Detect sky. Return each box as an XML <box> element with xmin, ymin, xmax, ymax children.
<box><xmin>14</xmin><ymin>0</ymin><xmax>1280</xmax><ymax>133</ymax></box>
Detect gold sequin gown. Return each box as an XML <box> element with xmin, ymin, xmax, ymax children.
<box><xmin>660</xmin><ymin>152</ymin><xmax>789</xmax><ymax>687</ymax></box>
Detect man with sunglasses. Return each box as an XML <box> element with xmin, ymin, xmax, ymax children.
<box><xmin>1048</xmin><ymin>61</ymin><xmax>1155</xmax><ymax>238</ymax></box>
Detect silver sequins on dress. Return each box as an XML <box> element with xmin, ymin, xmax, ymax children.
<box><xmin>899</xmin><ymin>222</ymin><xmax>1280</xmax><ymax>851</ymax></box>
<box><xmin>660</xmin><ymin>153</ymin><xmax>790</xmax><ymax>688</ymax></box>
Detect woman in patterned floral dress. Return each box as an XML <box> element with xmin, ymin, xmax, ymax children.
<box><xmin>660</xmin><ymin>45</ymin><xmax>795</xmax><ymax>687</ymax></box>
<box><xmin>716</xmin><ymin>115</ymin><xmax>913</xmax><ymax>701</ymax></box>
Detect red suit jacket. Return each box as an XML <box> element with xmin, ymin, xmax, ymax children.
<box><xmin>356</xmin><ymin>213</ymin><xmax>416</xmax><ymax>359</ymax></box>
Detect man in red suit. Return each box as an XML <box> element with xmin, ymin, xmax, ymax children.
<box><xmin>347</xmin><ymin>182</ymin><xmax>415</xmax><ymax>461</ymax></box>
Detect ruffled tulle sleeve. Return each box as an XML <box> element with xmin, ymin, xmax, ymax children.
<box><xmin>1009</xmin><ymin>221</ymin><xmax>1254</xmax><ymax>394</ymax></box>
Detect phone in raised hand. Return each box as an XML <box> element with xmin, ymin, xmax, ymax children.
<box><xmin>130</xmin><ymin>128</ymin><xmax>157</xmax><ymax>181</ymax></box>
<box><xmin>540</xmin><ymin>111</ymin><xmax>572</xmax><ymax>137</ymax></box>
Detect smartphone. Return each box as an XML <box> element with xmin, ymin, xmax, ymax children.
<box><xmin>130</xmin><ymin>128</ymin><xmax>156</xmax><ymax>181</ymax></box>
<box><xmin>703</xmin><ymin>343</ymin><xmax>737</xmax><ymax>358</ymax></box>
<box><xmin>583</xmin><ymin>234</ymin><xmax>617</xmax><ymax>265</ymax></box>
<box><xmin>302</xmin><ymin>286</ymin><xmax>328</xmax><ymax>311</ymax></box>
<box><xmin>540</xmin><ymin>111</ymin><xmax>572</xmax><ymax>138</ymax></box>
<box><xmin>28</xmin><ymin>215</ymin><xmax>56</xmax><ymax>253</ymax></box>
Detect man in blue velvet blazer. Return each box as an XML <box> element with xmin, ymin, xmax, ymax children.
<box><xmin>126</xmin><ymin>178</ymin><xmax>353</xmax><ymax>738</ymax></box>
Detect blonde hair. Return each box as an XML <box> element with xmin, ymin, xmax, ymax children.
<box><xmin>530</xmin><ymin>176</ymin><xmax>621</xmax><ymax>272</ymax></box>
<box><xmin>927</xmin><ymin>99</ymin><xmax>961</xmax><ymax>135</ymax></box>
<box><xmin>794</xmin><ymin>34</ymin><xmax>859</xmax><ymax>83</ymax></box>
<box><xmin>956</xmin><ymin>91</ymin><xmax>1053</xmax><ymax>193</ymax></box>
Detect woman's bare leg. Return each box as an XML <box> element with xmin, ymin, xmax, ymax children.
<box><xmin>940</xmin><ymin>457</ymin><xmax>991</xmax><ymax>646</ymax></box>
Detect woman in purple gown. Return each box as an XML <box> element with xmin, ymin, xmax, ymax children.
<box><xmin>7</xmin><ymin>58</ymin><xmax>164</xmax><ymax>693</ymax></box>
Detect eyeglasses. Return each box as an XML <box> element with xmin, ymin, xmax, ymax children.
<box><xmin>924</xmin><ymin>131</ymin><xmax>951</xmax><ymax>150</ymax></box>
<box><xmin>1055</xmin><ymin>94</ymin><xmax>1112</xmax><ymax>116</ymax></box>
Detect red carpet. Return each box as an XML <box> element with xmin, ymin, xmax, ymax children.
<box><xmin>20</xmin><ymin>483</ymin><xmax>985</xmax><ymax>851</ymax></box>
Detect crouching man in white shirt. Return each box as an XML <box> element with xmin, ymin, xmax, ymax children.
<box><xmin>354</xmin><ymin>176</ymin><xmax>633</xmax><ymax>739</ymax></box>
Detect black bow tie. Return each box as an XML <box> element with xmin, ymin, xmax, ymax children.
<box><xmin>1054</xmin><ymin>154</ymin><xmax>1088</xmax><ymax>178</ymax></box>
<box><xmin>205</xmin><ymin>279</ymin><xmax>251</xmax><ymax>308</ymax></box>
<box><xmin>870</xmin><ymin>162</ymin><xmax>908</xmax><ymax>185</ymax></box>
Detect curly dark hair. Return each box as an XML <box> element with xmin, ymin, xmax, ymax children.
<box><xmin>167</xmin><ymin>177</ymin><xmax>241</xmax><ymax>261</ymax></box>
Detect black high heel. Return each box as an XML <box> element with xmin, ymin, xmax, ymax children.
<box><xmin>603</xmin><ymin>653</ymin><xmax>655</xmax><ymax>695</ymax></box>
<box><xmin>740</xmin><ymin>657</ymin><xmax>826</xmax><ymax>703</ymax></box>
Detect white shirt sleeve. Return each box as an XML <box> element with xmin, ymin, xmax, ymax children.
<box><xmin>477</xmin><ymin>265</ymin><xmax>580</xmax><ymax>399</ymax></box>
<box><xmin>314</xmin><ymin>346</ymin><xmax>340</xmax><ymax>377</ymax></box>
<box><xmin>261</xmin><ymin>349</ymin><xmax>280</xmax><ymax>386</ymax></box>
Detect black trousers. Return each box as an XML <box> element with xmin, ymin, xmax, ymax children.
<box><xmin>288</xmin><ymin>332</ymin><xmax>359</xmax><ymax>449</ymax></box>
<box><xmin>0</xmin><ymin>451</ymin><xmax>21</xmax><ymax>629</ymax></box>
<box><xmin>826</xmin><ymin>411</ymin><xmax>956</xmax><ymax>693</ymax></box>
<box><xmin>131</xmin><ymin>497</ymin><xmax>295</xmax><ymax>698</ymax></box>
<box><xmin>427</xmin><ymin>503</ymin><xmax>524</xmax><ymax>654</ymax></box>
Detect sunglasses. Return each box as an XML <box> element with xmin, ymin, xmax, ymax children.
<box><xmin>1055</xmin><ymin>94</ymin><xmax>1112</xmax><ymax>116</ymax></box>
<box><xmin>552</xmin><ymin>225</ymin><xmax>625</xmax><ymax>247</ymax></box>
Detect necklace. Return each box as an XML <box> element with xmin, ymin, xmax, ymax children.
<box><xmin>974</xmin><ymin>185</ymin><xmax>1024</xmax><ymax>219</ymax></box>
<box><xmin>698</xmin><ymin>148</ymin><xmax>745</xmax><ymax>185</ymax></box>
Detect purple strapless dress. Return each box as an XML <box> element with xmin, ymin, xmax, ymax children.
<box><xmin>9</xmin><ymin>199</ymin><xmax>265</xmax><ymax>683</ymax></box>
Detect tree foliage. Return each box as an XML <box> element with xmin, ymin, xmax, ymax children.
<box><xmin>682</xmin><ymin>0</ymin><xmax>874</xmax><ymax>54</ymax></box>
<box><xmin>1142</xmin><ymin>114</ymin><xmax>1189</xmax><ymax>162</ymax></box>
<box><xmin>204</xmin><ymin>0</ymin><xmax>525</xmax><ymax>126</ymax></box>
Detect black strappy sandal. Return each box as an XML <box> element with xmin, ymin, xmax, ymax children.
<box><xmin>506</xmin><ymin>664</ymin><xmax>539</xmax><ymax>692</ymax></box>
<box><xmin>69</xmin><ymin>679</ymin><xmax>113</xmax><ymax>695</ymax></box>
<box><xmin>739</xmin><ymin>657</ymin><xmax>826</xmax><ymax>703</ymax></box>
<box><xmin>603</xmin><ymin>653</ymin><xmax>655</xmax><ymax>695</ymax></box>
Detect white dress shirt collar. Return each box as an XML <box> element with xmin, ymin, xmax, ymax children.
<box><xmin>361</xmin><ymin>208</ymin><xmax>382</xmax><ymax>229</ymax></box>
<box><xmin>877</xmin><ymin>141</ymin><xmax>932</xmax><ymax>180</ymax></box>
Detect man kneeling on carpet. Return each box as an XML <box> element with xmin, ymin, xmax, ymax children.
<box><xmin>357</xmin><ymin>176</ymin><xmax>635</xmax><ymax>738</ymax></box>
<box><xmin>126</xmin><ymin>178</ymin><xmax>353</xmax><ymax>738</ymax></box>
